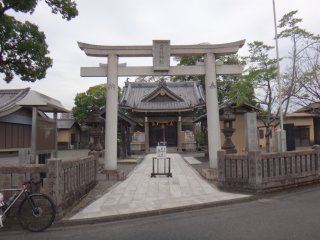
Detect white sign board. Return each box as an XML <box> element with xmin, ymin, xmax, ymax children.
<box><xmin>156</xmin><ymin>146</ymin><xmax>166</xmax><ymax>158</ymax></box>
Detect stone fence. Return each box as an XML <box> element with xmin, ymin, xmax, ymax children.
<box><xmin>218</xmin><ymin>146</ymin><xmax>320</xmax><ymax>192</ymax></box>
<box><xmin>0</xmin><ymin>153</ymin><xmax>98</xmax><ymax>218</ymax></box>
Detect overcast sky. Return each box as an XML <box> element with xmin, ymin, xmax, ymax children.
<box><xmin>1</xmin><ymin>0</ymin><xmax>320</xmax><ymax>110</ymax></box>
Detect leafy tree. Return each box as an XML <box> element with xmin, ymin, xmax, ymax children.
<box><xmin>173</xmin><ymin>56</ymin><xmax>204</xmax><ymax>85</ymax></box>
<box><xmin>72</xmin><ymin>84</ymin><xmax>122</xmax><ymax>124</ymax></box>
<box><xmin>195</xmin><ymin>124</ymin><xmax>205</xmax><ymax>146</ymax></box>
<box><xmin>72</xmin><ymin>84</ymin><xmax>106</xmax><ymax>124</ymax></box>
<box><xmin>173</xmin><ymin>55</ymin><xmax>254</xmax><ymax>105</ymax></box>
<box><xmin>0</xmin><ymin>0</ymin><xmax>78</xmax><ymax>83</ymax></box>
<box><xmin>134</xmin><ymin>76</ymin><xmax>171</xmax><ymax>83</ymax></box>
<box><xmin>277</xmin><ymin>10</ymin><xmax>320</xmax><ymax>110</ymax></box>
<box><xmin>244</xmin><ymin>41</ymin><xmax>278</xmax><ymax>152</ymax></box>
<box><xmin>217</xmin><ymin>55</ymin><xmax>256</xmax><ymax>105</ymax></box>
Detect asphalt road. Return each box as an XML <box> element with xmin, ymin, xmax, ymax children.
<box><xmin>2</xmin><ymin>185</ymin><xmax>320</xmax><ymax>240</ymax></box>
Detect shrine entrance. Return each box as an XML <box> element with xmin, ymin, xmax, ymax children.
<box><xmin>149</xmin><ymin>122</ymin><xmax>177</xmax><ymax>147</ymax></box>
<box><xmin>78</xmin><ymin>39</ymin><xmax>245</xmax><ymax>171</ymax></box>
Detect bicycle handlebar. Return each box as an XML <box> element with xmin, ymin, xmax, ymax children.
<box><xmin>23</xmin><ymin>179</ymin><xmax>41</xmax><ymax>186</ymax></box>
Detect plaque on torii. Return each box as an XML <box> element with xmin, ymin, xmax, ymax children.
<box><xmin>78</xmin><ymin>39</ymin><xmax>245</xmax><ymax>172</ymax></box>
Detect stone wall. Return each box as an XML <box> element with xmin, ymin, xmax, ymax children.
<box><xmin>218</xmin><ymin>146</ymin><xmax>320</xmax><ymax>192</ymax></box>
<box><xmin>0</xmin><ymin>153</ymin><xmax>98</xmax><ymax>219</ymax></box>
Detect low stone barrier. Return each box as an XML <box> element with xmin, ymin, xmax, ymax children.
<box><xmin>43</xmin><ymin>154</ymin><xmax>98</xmax><ymax>216</ymax></box>
<box><xmin>0</xmin><ymin>153</ymin><xmax>98</xmax><ymax>219</ymax></box>
<box><xmin>218</xmin><ymin>146</ymin><xmax>320</xmax><ymax>192</ymax></box>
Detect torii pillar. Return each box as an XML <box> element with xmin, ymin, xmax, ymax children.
<box><xmin>78</xmin><ymin>40</ymin><xmax>245</xmax><ymax>172</ymax></box>
<box><xmin>105</xmin><ymin>54</ymin><xmax>118</xmax><ymax>170</ymax></box>
<box><xmin>205</xmin><ymin>53</ymin><xmax>221</xmax><ymax>168</ymax></box>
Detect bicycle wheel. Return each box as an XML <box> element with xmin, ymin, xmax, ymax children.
<box><xmin>18</xmin><ymin>193</ymin><xmax>56</xmax><ymax>232</ymax></box>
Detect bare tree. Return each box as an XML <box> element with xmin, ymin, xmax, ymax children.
<box><xmin>278</xmin><ymin>10</ymin><xmax>320</xmax><ymax>112</ymax></box>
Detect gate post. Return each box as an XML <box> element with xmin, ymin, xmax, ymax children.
<box><xmin>205</xmin><ymin>53</ymin><xmax>221</xmax><ymax>169</ymax></box>
<box><xmin>105</xmin><ymin>54</ymin><xmax>118</xmax><ymax>170</ymax></box>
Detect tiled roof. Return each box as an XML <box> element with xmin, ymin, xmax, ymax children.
<box><xmin>0</xmin><ymin>88</ymin><xmax>30</xmax><ymax>112</ymax></box>
<box><xmin>120</xmin><ymin>81</ymin><xmax>205</xmax><ymax>112</ymax></box>
<box><xmin>0</xmin><ymin>88</ymin><xmax>69</xmax><ymax>117</ymax></box>
<box><xmin>286</xmin><ymin>112</ymin><xmax>318</xmax><ymax>118</ymax></box>
<box><xmin>295</xmin><ymin>102</ymin><xmax>320</xmax><ymax>114</ymax></box>
<box><xmin>17</xmin><ymin>90</ymin><xmax>69</xmax><ymax>113</ymax></box>
<box><xmin>57</xmin><ymin>119</ymin><xmax>77</xmax><ymax>129</ymax></box>
<box><xmin>118</xmin><ymin>111</ymin><xmax>143</xmax><ymax>127</ymax></box>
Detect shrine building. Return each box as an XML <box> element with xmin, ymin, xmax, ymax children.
<box><xmin>119</xmin><ymin>80</ymin><xmax>205</xmax><ymax>152</ymax></box>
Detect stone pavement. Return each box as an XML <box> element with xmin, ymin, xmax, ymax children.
<box><xmin>70</xmin><ymin>153</ymin><xmax>250</xmax><ymax>220</ymax></box>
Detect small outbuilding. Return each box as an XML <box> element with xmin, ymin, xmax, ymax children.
<box><xmin>57</xmin><ymin>118</ymin><xmax>81</xmax><ymax>150</ymax></box>
<box><xmin>0</xmin><ymin>88</ymin><xmax>69</xmax><ymax>164</ymax></box>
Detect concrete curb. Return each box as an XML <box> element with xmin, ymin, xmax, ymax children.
<box><xmin>55</xmin><ymin>195</ymin><xmax>258</xmax><ymax>228</ymax></box>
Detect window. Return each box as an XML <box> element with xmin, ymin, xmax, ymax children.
<box><xmin>259</xmin><ymin>129</ymin><xmax>264</xmax><ymax>139</ymax></box>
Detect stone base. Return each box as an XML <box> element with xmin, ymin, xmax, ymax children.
<box><xmin>201</xmin><ymin>168</ymin><xmax>218</xmax><ymax>181</ymax></box>
<box><xmin>102</xmin><ymin>169</ymin><xmax>125</xmax><ymax>181</ymax></box>
<box><xmin>131</xmin><ymin>142</ymin><xmax>145</xmax><ymax>150</ymax></box>
<box><xmin>182</xmin><ymin>142</ymin><xmax>197</xmax><ymax>151</ymax></box>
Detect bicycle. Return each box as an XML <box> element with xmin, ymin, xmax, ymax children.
<box><xmin>0</xmin><ymin>179</ymin><xmax>56</xmax><ymax>232</ymax></box>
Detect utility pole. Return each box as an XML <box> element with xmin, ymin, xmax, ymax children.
<box><xmin>272</xmin><ymin>0</ymin><xmax>286</xmax><ymax>152</ymax></box>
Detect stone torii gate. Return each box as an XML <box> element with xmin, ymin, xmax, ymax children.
<box><xmin>78</xmin><ymin>40</ymin><xmax>245</xmax><ymax>172</ymax></box>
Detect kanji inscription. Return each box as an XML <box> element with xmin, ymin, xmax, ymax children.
<box><xmin>153</xmin><ymin>40</ymin><xmax>170</xmax><ymax>71</ymax></box>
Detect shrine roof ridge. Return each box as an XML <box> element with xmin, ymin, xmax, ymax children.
<box><xmin>120</xmin><ymin>80</ymin><xmax>205</xmax><ymax>112</ymax></box>
<box><xmin>127</xmin><ymin>80</ymin><xmax>202</xmax><ymax>87</ymax></box>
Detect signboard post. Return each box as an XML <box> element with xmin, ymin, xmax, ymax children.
<box><xmin>151</xmin><ymin>142</ymin><xmax>172</xmax><ymax>177</ymax></box>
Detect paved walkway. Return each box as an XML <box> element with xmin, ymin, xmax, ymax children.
<box><xmin>70</xmin><ymin>153</ymin><xmax>249</xmax><ymax>220</ymax></box>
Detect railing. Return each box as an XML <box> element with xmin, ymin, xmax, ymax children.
<box><xmin>261</xmin><ymin>150</ymin><xmax>318</xmax><ymax>181</ymax></box>
<box><xmin>0</xmin><ymin>153</ymin><xmax>98</xmax><ymax>217</ymax></box>
<box><xmin>0</xmin><ymin>164</ymin><xmax>46</xmax><ymax>198</ymax></box>
<box><xmin>44</xmin><ymin>155</ymin><xmax>98</xmax><ymax>214</ymax></box>
<box><xmin>220</xmin><ymin>153</ymin><xmax>249</xmax><ymax>182</ymax></box>
<box><xmin>218</xmin><ymin>146</ymin><xmax>320</xmax><ymax>192</ymax></box>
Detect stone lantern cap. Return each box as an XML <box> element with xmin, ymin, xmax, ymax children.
<box><xmin>84</xmin><ymin>106</ymin><xmax>105</xmax><ymax>126</ymax></box>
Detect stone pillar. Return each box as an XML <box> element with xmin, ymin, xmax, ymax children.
<box><xmin>145</xmin><ymin>116</ymin><xmax>149</xmax><ymax>153</ymax></box>
<box><xmin>274</xmin><ymin>129</ymin><xmax>287</xmax><ymax>152</ymax></box>
<box><xmin>53</xmin><ymin>112</ymin><xmax>58</xmax><ymax>158</ymax></box>
<box><xmin>217</xmin><ymin>150</ymin><xmax>226</xmax><ymax>184</ymax></box>
<box><xmin>248</xmin><ymin>151</ymin><xmax>262</xmax><ymax>190</ymax></box>
<box><xmin>30</xmin><ymin>106</ymin><xmax>38</xmax><ymax>164</ymax></box>
<box><xmin>312</xmin><ymin>145</ymin><xmax>320</xmax><ymax>176</ymax></box>
<box><xmin>177</xmin><ymin>115</ymin><xmax>182</xmax><ymax>152</ymax></box>
<box><xmin>205</xmin><ymin>53</ymin><xmax>221</xmax><ymax>169</ymax></box>
<box><xmin>105</xmin><ymin>54</ymin><xmax>118</xmax><ymax>170</ymax></box>
<box><xmin>45</xmin><ymin>158</ymin><xmax>63</xmax><ymax>213</ymax></box>
<box><xmin>245</xmin><ymin>112</ymin><xmax>259</xmax><ymax>151</ymax></box>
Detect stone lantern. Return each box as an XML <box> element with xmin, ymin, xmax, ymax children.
<box><xmin>220</xmin><ymin>107</ymin><xmax>237</xmax><ymax>153</ymax></box>
<box><xmin>85</xmin><ymin>106</ymin><xmax>104</xmax><ymax>153</ymax></box>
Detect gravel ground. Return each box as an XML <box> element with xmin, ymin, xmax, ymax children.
<box><xmin>189</xmin><ymin>156</ymin><xmax>210</xmax><ymax>176</ymax></box>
